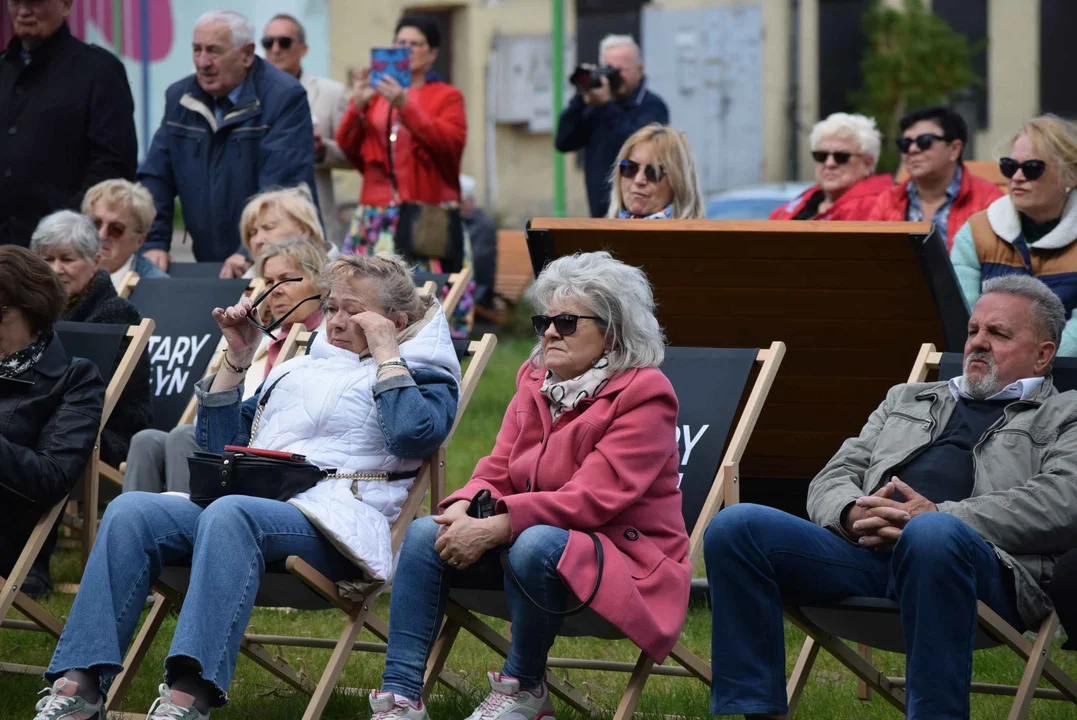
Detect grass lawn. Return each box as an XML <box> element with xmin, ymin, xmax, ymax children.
<box><xmin>3</xmin><ymin>331</ymin><xmax>1076</xmax><ymax>718</ymax></box>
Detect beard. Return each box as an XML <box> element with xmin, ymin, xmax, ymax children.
<box><xmin>962</xmin><ymin>351</ymin><xmax>1002</xmax><ymax>399</ymax></box>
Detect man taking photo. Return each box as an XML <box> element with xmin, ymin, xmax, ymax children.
<box><xmin>555</xmin><ymin>34</ymin><xmax>668</xmax><ymax>218</ymax></box>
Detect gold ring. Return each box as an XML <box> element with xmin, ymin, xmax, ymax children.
<box><xmin>447</xmin><ymin>558</ymin><xmax>459</xmax><ymax>567</ymax></box>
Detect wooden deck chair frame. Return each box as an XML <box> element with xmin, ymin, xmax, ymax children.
<box><xmin>440</xmin><ymin>267</ymin><xmax>472</xmax><ymax>318</ymax></box>
<box><xmin>104</xmin><ymin>277</ymin><xmax>266</xmax><ymax>487</ymax></box>
<box><xmin>0</xmin><ymin>318</ymin><xmax>154</xmax><ymax>674</ymax></box>
<box><xmin>421</xmin><ymin>341</ymin><xmax>786</xmax><ymax>720</ymax></box>
<box><xmin>781</xmin><ymin>342</ymin><xmax>1077</xmax><ymax>720</ymax></box>
<box><xmin>104</xmin><ymin>332</ymin><xmax>498</xmax><ymax>720</ymax></box>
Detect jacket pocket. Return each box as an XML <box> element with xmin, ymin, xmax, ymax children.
<box><xmin>609</xmin><ymin>526</ymin><xmax>667</xmax><ymax>580</ymax></box>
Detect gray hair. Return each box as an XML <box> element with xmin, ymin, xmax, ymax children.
<box><xmin>196</xmin><ymin>10</ymin><xmax>255</xmax><ymax>48</ymax></box>
<box><xmin>981</xmin><ymin>275</ymin><xmax>1066</xmax><ymax>347</ymax></box>
<box><xmin>809</xmin><ymin>112</ymin><xmax>882</xmax><ymax>172</ymax></box>
<box><xmin>528</xmin><ymin>251</ymin><xmax>665</xmax><ymax>372</ymax></box>
<box><xmin>599</xmin><ymin>34</ymin><xmax>641</xmax><ymax>64</ymax></box>
<box><xmin>269</xmin><ymin>13</ymin><xmax>305</xmax><ymax>44</ymax></box>
<box><xmin>30</xmin><ymin>211</ymin><xmax>101</xmax><ymax>261</ymax></box>
<box><xmin>256</xmin><ymin>236</ymin><xmax>329</xmax><ymax>286</ymax></box>
<box><xmin>322</xmin><ymin>253</ymin><xmax>431</xmax><ymax>324</ymax></box>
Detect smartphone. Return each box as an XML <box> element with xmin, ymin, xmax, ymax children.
<box><xmin>370</xmin><ymin>47</ymin><xmax>411</xmax><ymax>89</ymax></box>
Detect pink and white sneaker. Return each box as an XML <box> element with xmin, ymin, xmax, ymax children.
<box><xmin>32</xmin><ymin>678</ymin><xmax>102</xmax><ymax>720</ymax></box>
<box><xmin>464</xmin><ymin>671</ymin><xmax>554</xmax><ymax>720</ymax></box>
<box><xmin>369</xmin><ymin>690</ymin><xmax>430</xmax><ymax>720</ymax></box>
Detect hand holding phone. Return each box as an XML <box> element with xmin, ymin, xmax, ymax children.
<box><xmin>370</xmin><ymin>47</ymin><xmax>411</xmax><ymax>90</ymax></box>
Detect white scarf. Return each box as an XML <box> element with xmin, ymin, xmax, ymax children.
<box><xmin>538</xmin><ymin>355</ymin><xmax>613</xmax><ymax>421</ymax></box>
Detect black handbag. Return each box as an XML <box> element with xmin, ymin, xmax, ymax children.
<box><xmin>188</xmin><ymin>373</ymin><xmax>399</xmax><ymax>508</ymax></box>
<box><xmin>386</xmin><ymin>111</ymin><xmax>465</xmax><ymax>271</ymax></box>
<box><xmin>467</xmin><ymin>489</ymin><xmax>605</xmax><ymax>617</ymax></box>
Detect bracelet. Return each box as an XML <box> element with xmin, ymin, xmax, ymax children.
<box><xmin>376</xmin><ymin>359</ymin><xmax>409</xmax><ymax>379</ymax></box>
<box><xmin>222</xmin><ymin>353</ymin><xmax>250</xmax><ymax>374</ymax></box>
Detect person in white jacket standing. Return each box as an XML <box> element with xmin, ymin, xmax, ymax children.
<box><xmin>33</xmin><ymin>255</ymin><xmax>459</xmax><ymax>720</ymax></box>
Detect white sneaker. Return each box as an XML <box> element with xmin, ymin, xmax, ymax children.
<box><xmin>464</xmin><ymin>671</ymin><xmax>554</xmax><ymax>720</ymax></box>
<box><xmin>145</xmin><ymin>684</ymin><xmax>209</xmax><ymax>719</ymax></box>
<box><xmin>369</xmin><ymin>690</ymin><xmax>430</xmax><ymax>720</ymax></box>
<box><xmin>33</xmin><ymin>678</ymin><xmax>102</xmax><ymax>720</ymax></box>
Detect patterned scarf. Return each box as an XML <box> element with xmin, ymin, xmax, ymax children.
<box><xmin>0</xmin><ymin>332</ymin><xmax>48</xmax><ymax>379</ymax></box>
<box><xmin>539</xmin><ymin>354</ymin><xmax>613</xmax><ymax>421</ymax></box>
<box><xmin>618</xmin><ymin>204</ymin><xmax>673</xmax><ymax>220</ymax></box>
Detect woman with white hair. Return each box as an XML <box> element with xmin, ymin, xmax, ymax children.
<box><xmin>370</xmin><ymin>251</ymin><xmax>690</xmax><ymax>720</ymax></box>
<box><xmin>607</xmin><ymin>123</ymin><xmax>706</xmax><ymax>219</ymax></box>
<box><xmin>771</xmin><ymin>112</ymin><xmax>893</xmax><ymax>220</ymax></box>
<box><xmin>29</xmin><ymin>210</ymin><xmax>151</xmax><ymax>598</ymax></box>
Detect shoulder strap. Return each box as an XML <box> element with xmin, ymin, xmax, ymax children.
<box><xmin>249</xmin><ymin>371</ymin><xmax>290</xmax><ymax>443</ymax></box>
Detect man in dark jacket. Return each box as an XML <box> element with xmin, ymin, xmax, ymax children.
<box><xmin>555</xmin><ymin>34</ymin><xmax>669</xmax><ymax>218</ymax></box>
<box><xmin>138</xmin><ymin>9</ymin><xmax>318</xmax><ymax>277</ymax></box>
<box><xmin>0</xmin><ymin>0</ymin><xmax>138</xmax><ymax>248</ymax></box>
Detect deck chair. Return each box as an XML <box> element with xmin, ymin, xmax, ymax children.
<box><xmin>166</xmin><ymin>262</ymin><xmax>226</xmax><ymax>279</ymax></box>
<box><xmin>103</xmin><ymin>276</ymin><xmax>261</xmax><ymax>491</ymax></box>
<box><xmin>413</xmin><ymin>267</ymin><xmax>473</xmax><ymax>317</ymax></box>
<box><xmin>422</xmin><ymin>342</ymin><xmax>786</xmax><ymax>719</ymax></box>
<box><xmin>0</xmin><ymin>319</ymin><xmax>153</xmax><ymax>676</ymax></box>
<box><xmin>782</xmin><ymin>343</ymin><xmax>1077</xmax><ymax>719</ymax></box>
<box><xmin>105</xmin><ymin>330</ymin><xmax>499</xmax><ymax>720</ymax></box>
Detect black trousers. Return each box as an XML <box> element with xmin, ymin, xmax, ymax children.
<box><xmin>1048</xmin><ymin>549</ymin><xmax>1077</xmax><ymax>650</ymax></box>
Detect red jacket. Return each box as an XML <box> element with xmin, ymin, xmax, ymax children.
<box><xmin>769</xmin><ymin>174</ymin><xmax>894</xmax><ymax>221</ymax></box>
<box><xmin>442</xmin><ymin>362</ymin><xmax>691</xmax><ymax>661</ymax></box>
<box><xmin>336</xmin><ymin>81</ymin><xmax>466</xmax><ymax>207</ymax></box>
<box><xmin>867</xmin><ymin>168</ymin><xmax>1004</xmax><ymax>250</ymax></box>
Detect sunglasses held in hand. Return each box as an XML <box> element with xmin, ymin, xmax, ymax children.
<box><xmin>245</xmin><ymin>277</ymin><xmax>321</xmax><ymax>341</ymax></box>
<box><xmin>532</xmin><ymin>314</ymin><xmax>602</xmax><ymax>336</ymax></box>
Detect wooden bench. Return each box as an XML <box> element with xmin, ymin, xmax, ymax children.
<box><xmin>475</xmin><ymin>230</ymin><xmax>533</xmax><ymax>325</ymax></box>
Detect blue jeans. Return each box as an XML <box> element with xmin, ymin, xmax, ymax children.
<box><xmin>704</xmin><ymin>504</ymin><xmax>1024</xmax><ymax>719</ymax></box>
<box><xmin>46</xmin><ymin>492</ymin><xmax>355</xmax><ymax>707</ymax></box>
<box><xmin>381</xmin><ymin>516</ymin><xmax>570</xmax><ymax>700</ymax></box>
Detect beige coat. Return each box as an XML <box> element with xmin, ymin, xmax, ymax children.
<box><xmin>807</xmin><ymin>376</ymin><xmax>1077</xmax><ymax>627</ymax></box>
<box><xmin>301</xmin><ymin>72</ymin><xmax>350</xmax><ymax>246</ymax></box>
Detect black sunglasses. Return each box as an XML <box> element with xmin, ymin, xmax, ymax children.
<box><xmin>246</xmin><ymin>277</ymin><xmax>321</xmax><ymax>341</ymax></box>
<box><xmin>896</xmin><ymin>133</ymin><xmax>948</xmax><ymax>154</ymax></box>
<box><xmin>811</xmin><ymin>150</ymin><xmax>854</xmax><ymax>165</ymax></box>
<box><xmin>261</xmin><ymin>36</ymin><xmax>294</xmax><ymax>50</ymax></box>
<box><xmin>618</xmin><ymin>159</ymin><xmax>666</xmax><ymax>184</ymax></box>
<box><xmin>532</xmin><ymin>314</ymin><xmax>602</xmax><ymax>336</ymax></box>
<box><xmin>999</xmin><ymin>157</ymin><xmax>1047</xmax><ymax>181</ymax></box>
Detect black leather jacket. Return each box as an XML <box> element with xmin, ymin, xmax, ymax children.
<box><xmin>0</xmin><ymin>332</ymin><xmax>104</xmax><ymax>575</ymax></box>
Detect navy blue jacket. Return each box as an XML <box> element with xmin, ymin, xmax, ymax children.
<box><xmin>138</xmin><ymin>57</ymin><xmax>318</xmax><ymax>261</ymax></box>
<box><xmin>554</xmin><ymin>79</ymin><xmax>669</xmax><ymax>218</ymax></box>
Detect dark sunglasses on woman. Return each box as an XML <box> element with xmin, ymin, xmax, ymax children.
<box><xmin>618</xmin><ymin>159</ymin><xmax>666</xmax><ymax>184</ymax></box>
<box><xmin>532</xmin><ymin>314</ymin><xmax>602</xmax><ymax>337</ymax></box>
<box><xmin>260</xmin><ymin>36</ymin><xmax>293</xmax><ymax>50</ymax></box>
<box><xmin>90</xmin><ymin>217</ymin><xmax>128</xmax><ymax>241</ymax></box>
<box><xmin>811</xmin><ymin>150</ymin><xmax>853</xmax><ymax>165</ymax></box>
<box><xmin>896</xmin><ymin>133</ymin><xmax>947</xmax><ymax>154</ymax></box>
<box><xmin>999</xmin><ymin>157</ymin><xmax>1047</xmax><ymax>181</ymax></box>
<box><xmin>246</xmin><ymin>277</ymin><xmax>321</xmax><ymax>341</ymax></box>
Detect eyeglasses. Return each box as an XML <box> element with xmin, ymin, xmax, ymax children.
<box><xmin>90</xmin><ymin>217</ymin><xmax>129</xmax><ymax>241</ymax></box>
<box><xmin>999</xmin><ymin>157</ymin><xmax>1047</xmax><ymax>181</ymax></box>
<box><xmin>260</xmin><ymin>36</ymin><xmax>294</xmax><ymax>51</ymax></box>
<box><xmin>896</xmin><ymin>133</ymin><xmax>948</xmax><ymax>154</ymax></box>
<box><xmin>618</xmin><ymin>159</ymin><xmax>666</xmax><ymax>184</ymax></box>
<box><xmin>811</xmin><ymin>150</ymin><xmax>855</xmax><ymax>165</ymax></box>
<box><xmin>394</xmin><ymin>39</ymin><xmax>428</xmax><ymax>49</ymax></box>
<box><xmin>246</xmin><ymin>277</ymin><xmax>321</xmax><ymax>341</ymax></box>
<box><xmin>532</xmin><ymin>314</ymin><xmax>602</xmax><ymax>336</ymax></box>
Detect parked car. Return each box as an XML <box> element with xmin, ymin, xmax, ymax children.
<box><xmin>705</xmin><ymin>183</ymin><xmax>815</xmax><ymax>220</ymax></box>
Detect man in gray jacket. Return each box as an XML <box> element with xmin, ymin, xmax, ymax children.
<box><xmin>703</xmin><ymin>275</ymin><xmax>1077</xmax><ymax>720</ymax></box>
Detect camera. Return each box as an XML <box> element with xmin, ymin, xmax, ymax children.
<box><xmin>569</xmin><ymin>64</ymin><xmax>623</xmax><ymax>92</ymax></box>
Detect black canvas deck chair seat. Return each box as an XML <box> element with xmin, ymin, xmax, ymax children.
<box><xmin>164</xmin><ymin>262</ymin><xmax>226</xmax><ymax>279</ymax></box>
<box><xmin>422</xmin><ymin>342</ymin><xmax>786</xmax><ymax>720</ymax></box>
<box><xmin>0</xmin><ymin>319</ymin><xmax>153</xmax><ymax>676</ymax></box>
<box><xmin>413</xmin><ymin>267</ymin><xmax>473</xmax><ymax>318</ymax></box>
<box><xmin>104</xmin><ymin>276</ymin><xmax>259</xmax><ymax>489</ymax></box>
<box><xmin>783</xmin><ymin>343</ymin><xmax>1077</xmax><ymax>719</ymax></box>
<box><xmin>105</xmin><ymin>329</ymin><xmax>498</xmax><ymax>720</ymax></box>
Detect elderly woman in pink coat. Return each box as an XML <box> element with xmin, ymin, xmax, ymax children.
<box><xmin>369</xmin><ymin>251</ymin><xmax>690</xmax><ymax>720</ymax></box>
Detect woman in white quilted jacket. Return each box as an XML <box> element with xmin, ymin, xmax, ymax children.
<box><xmin>35</xmin><ymin>255</ymin><xmax>460</xmax><ymax>720</ymax></box>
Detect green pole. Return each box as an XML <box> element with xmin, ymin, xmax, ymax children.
<box><xmin>112</xmin><ymin>0</ymin><xmax>123</xmax><ymax>56</ymax></box>
<box><xmin>551</xmin><ymin>0</ymin><xmax>566</xmax><ymax>217</ymax></box>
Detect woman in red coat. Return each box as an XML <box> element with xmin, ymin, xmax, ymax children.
<box><xmin>336</xmin><ymin>13</ymin><xmax>473</xmax><ymax>335</ymax></box>
<box><xmin>370</xmin><ymin>252</ymin><xmax>690</xmax><ymax>720</ymax></box>
<box><xmin>770</xmin><ymin>112</ymin><xmax>893</xmax><ymax>221</ymax></box>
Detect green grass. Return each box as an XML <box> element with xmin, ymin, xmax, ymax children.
<box><xmin>3</xmin><ymin>329</ymin><xmax>1077</xmax><ymax>718</ymax></box>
